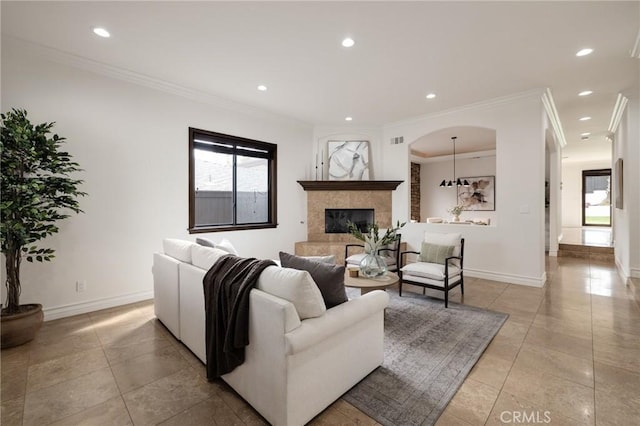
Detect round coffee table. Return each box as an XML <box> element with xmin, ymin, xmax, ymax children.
<box><xmin>344</xmin><ymin>271</ymin><xmax>399</xmax><ymax>295</ymax></box>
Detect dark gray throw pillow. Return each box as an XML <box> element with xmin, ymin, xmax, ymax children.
<box><xmin>279</xmin><ymin>252</ymin><xmax>347</xmax><ymax>309</ymax></box>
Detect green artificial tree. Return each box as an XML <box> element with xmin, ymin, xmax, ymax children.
<box><xmin>1</xmin><ymin>109</ymin><xmax>86</xmax><ymax>314</ymax></box>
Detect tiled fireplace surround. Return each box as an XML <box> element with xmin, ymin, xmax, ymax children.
<box><xmin>294</xmin><ymin>181</ymin><xmax>401</xmax><ymax>265</ymax></box>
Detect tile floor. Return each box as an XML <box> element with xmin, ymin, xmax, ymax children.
<box><xmin>1</xmin><ymin>256</ymin><xmax>639</xmax><ymax>425</ymax></box>
<box><xmin>560</xmin><ymin>227</ymin><xmax>613</xmax><ymax>248</ymax></box>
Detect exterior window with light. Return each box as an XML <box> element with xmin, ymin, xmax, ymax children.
<box><xmin>188</xmin><ymin>128</ymin><xmax>277</xmax><ymax>233</ymax></box>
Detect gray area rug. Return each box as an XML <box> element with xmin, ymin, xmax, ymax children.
<box><xmin>343</xmin><ymin>289</ymin><xmax>508</xmax><ymax>426</ymax></box>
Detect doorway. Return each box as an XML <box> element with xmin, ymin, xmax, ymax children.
<box><xmin>582</xmin><ymin>169</ymin><xmax>611</xmax><ymax>226</ymax></box>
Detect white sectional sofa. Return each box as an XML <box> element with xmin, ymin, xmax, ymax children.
<box><xmin>152</xmin><ymin>239</ymin><xmax>389</xmax><ymax>426</ymax></box>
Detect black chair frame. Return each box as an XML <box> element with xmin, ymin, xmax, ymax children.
<box><xmin>398</xmin><ymin>238</ymin><xmax>465</xmax><ymax>308</ymax></box>
<box><xmin>344</xmin><ymin>233</ymin><xmax>402</xmax><ymax>273</ymax></box>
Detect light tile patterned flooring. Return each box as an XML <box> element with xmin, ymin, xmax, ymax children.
<box><xmin>1</xmin><ymin>256</ymin><xmax>639</xmax><ymax>425</ymax></box>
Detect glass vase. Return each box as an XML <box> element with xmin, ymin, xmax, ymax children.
<box><xmin>359</xmin><ymin>242</ymin><xmax>388</xmax><ymax>278</ymax></box>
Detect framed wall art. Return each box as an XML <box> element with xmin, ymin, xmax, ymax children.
<box><xmin>457</xmin><ymin>176</ymin><xmax>495</xmax><ymax>211</ymax></box>
<box><xmin>327</xmin><ymin>140</ymin><xmax>370</xmax><ymax>181</ymax></box>
<box><xmin>614</xmin><ymin>158</ymin><xmax>623</xmax><ymax>209</ymax></box>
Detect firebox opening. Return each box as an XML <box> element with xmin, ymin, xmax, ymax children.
<box><xmin>325</xmin><ymin>208</ymin><xmax>374</xmax><ymax>234</ymax></box>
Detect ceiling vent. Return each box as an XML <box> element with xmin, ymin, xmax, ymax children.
<box><xmin>581</xmin><ymin>134</ymin><xmax>589</xmax><ymax>140</ymax></box>
<box><xmin>390</xmin><ymin>136</ymin><xmax>404</xmax><ymax>145</ymax></box>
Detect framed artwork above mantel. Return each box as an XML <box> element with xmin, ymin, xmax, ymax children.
<box><xmin>327</xmin><ymin>140</ymin><xmax>370</xmax><ymax>181</ymax></box>
<box><xmin>457</xmin><ymin>176</ymin><xmax>495</xmax><ymax>211</ymax></box>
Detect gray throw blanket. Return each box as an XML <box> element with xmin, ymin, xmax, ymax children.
<box><xmin>203</xmin><ymin>254</ymin><xmax>275</xmax><ymax>380</ymax></box>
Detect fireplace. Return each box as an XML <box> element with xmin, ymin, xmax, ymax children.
<box><xmin>325</xmin><ymin>208</ymin><xmax>374</xmax><ymax>234</ymax></box>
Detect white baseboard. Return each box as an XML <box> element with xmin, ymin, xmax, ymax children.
<box><xmin>465</xmin><ymin>268</ymin><xmax>546</xmax><ymax>287</ymax></box>
<box><xmin>548</xmin><ymin>250</ymin><xmax>558</xmax><ymax>257</ymax></box>
<box><xmin>631</xmin><ymin>268</ymin><xmax>640</xmax><ymax>279</ymax></box>
<box><xmin>615</xmin><ymin>257</ymin><xmax>631</xmax><ymax>281</ymax></box>
<box><xmin>44</xmin><ymin>290</ymin><xmax>154</xmax><ymax>321</ymax></box>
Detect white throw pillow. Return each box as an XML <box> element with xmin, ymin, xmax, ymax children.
<box><xmin>162</xmin><ymin>239</ymin><xmax>195</xmax><ymax>263</ymax></box>
<box><xmin>256</xmin><ymin>266</ymin><xmax>326</xmax><ymax>320</ymax></box>
<box><xmin>191</xmin><ymin>245</ymin><xmax>228</xmax><ymax>270</ymax></box>
<box><xmin>217</xmin><ymin>238</ymin><xmax>239</xmax><ymax>256</ymax></box>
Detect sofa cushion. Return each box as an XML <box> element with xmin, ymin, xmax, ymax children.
<box><xmin>162</xmin><ymin>239</ymin><xmax>195</xmax><ymax>263</ymax></box>
<box><xmin>401</xmin><ymin>262</ymin><xmax>460</xmax><ymax>280</ymax></box>
<box><xmin>418</xmin><ymin>242</ymin><xmax>455</xmax><ymax>265</ymax></box>
<box><xmin>191</xmin><ymin>245</ymin><xmax>228</xmax><ymax>270</ymax></box>
<box><xmin>279</xmin><ymin>252</ymin><xmax>348</xmax><ymax>309</ymax></box>
<box><xmin>256</xmin><ymin>266</ymin><xmax>326</xmax><ymax>320</ymax></box>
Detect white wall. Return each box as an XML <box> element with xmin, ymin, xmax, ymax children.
<box><xmin>418</xmin><ymin>155</ymin><xmax>496</xmax><ymax>222</ymax></box>
<box><xmin>561</xmin><ymin>159</ymin><xmax>611</xmax><ymax>228</ymax></box>
<box><xmin>613</xmin><ymin>95</ymin><xmax>640</xmax><ymax>279</ymax></box>
<box><xmin>380</xmin><ymin>91</ymin><xmax>547</xmax><ymax>286</ymax></box>
<box><xmin>1</xmin><ymin>38</ymin><xmax>312</xmax><ymax>318</ymax></box>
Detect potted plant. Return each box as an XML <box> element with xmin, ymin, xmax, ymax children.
<box><xmin>448</xmin><ymin>205</ymin><xmax>464</xmax><ymax>222</ymax></box>
<box><xmin>1</xmin><ymin>109</ymin><xmax>86</xmax><ymax>348</ymax></box>
<box><xmin>347</xmin><ymin>220</ymin><xmax>405</xmax><ymax>277</ymax></box>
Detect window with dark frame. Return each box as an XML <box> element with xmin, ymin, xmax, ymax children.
<box><xmin>188</xmin><ymin>127</ymin><xmax>277</xmax><ymax>233</ymax></box>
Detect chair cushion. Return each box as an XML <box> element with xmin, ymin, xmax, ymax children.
<box><xmin>346</xmin><ymin>252</ymin><xmax>397</xmax><ymax>267</ymax></box>
<box><xmin>256</xmin><ymin>266</ymin><xmax>326</xmax><ymax>320</ymax></box>
<box><xmin>401</xmin><ymin>273</ymin><xmax>462</xmax><ymax>287</ymax></box>
<box><xmin>418</xmin><ymin>242</ymin><xmax>455</xmax><ymax>265</ymax></box>
<box><xmin>401</xmin><ymin>262</ymin><xmax>460</xmax><ymax>281</ymax></box>
<box><xmin>280</xmin><ymin>252</ymin><xmax>348</xmax><ymax>309</ymax></box>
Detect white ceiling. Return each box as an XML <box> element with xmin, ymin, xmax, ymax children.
<box><xmin>2</xmin><ymin>1</ymin><xmax>638</xmax><ymax>163</ymax></box>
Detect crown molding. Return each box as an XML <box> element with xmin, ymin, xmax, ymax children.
<box><xmin>7</xmin><ymin>35</ymin><xmax>311</xmax><ymax>127</ymax></box>
<box><xmin>541</xmin><ymin>88</ymin><xmax>567</xmax><ymax>148</ymax></box>
<box><xmin>384</xmin><ymin>88</ymin><xmax>545</xmax><ymax>130</ymax></box>
<box><xmin>608</xmin><ymin>93</ymin><xmax>629</xmax><ymax>133</ymax></box>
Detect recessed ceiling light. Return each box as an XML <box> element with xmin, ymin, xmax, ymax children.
<box><xmin>345</xmin><ymin>116</ymin><xmax>353</xmax><ymax>121</ymax></box>
<box><xmin>257</xmin><ymin>85</ymin><xmax>267</xmax><ymax>91</ymax></box>
<box><xmin>579</xmin><ymin>116</ymin><xmax>591</xmax><ymax>121</ymax></box>
<box><xmin>426</xmin><ymin>93</ymin><xmax>437</xmax><ymax>99</ymax></box>
<box><xmin>578</xmin><ymin>90</ymin><xmax>593</xmax><ymax>96</ymax></box>
<box><xmin>92</xmin><ymin>27</ymin><xmax>110</xmax><ymax>38</ymax></box>
<box><xmin>342</xmin><ymin>38</ymin><xmax>355</xmax><ymax>48</ymax></box>
<box><xmin>581</xmin><ymin>132</ymin><xmax>591</xmax><ymax>137</ymax></box>
<box><xmin>576</xmin><ymin>48</ymin><xmax>593</xmax><ymax>57</ymax></box>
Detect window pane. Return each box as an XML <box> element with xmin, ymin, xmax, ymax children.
<box><xmin>194</xmin><ymin>148</ymin><xmax>233</xmax><ymax>226</ymax></box>
<box><xmin>236</xmin><ymin>155</ymin><xmax>269</xmax><ymax>224</ymax></box>
<box><xmin>584</xmin><ymin>174</ymin><xmax>611</xmax><ymax>226</ymax></box>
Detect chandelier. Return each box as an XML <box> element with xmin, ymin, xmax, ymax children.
<box><xmin>439</xmin><ymin>136</ymin><xmax>470</xmax><ymax>188</ymax></box>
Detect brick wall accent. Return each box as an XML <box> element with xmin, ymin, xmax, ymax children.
<box><xmin>411</xmin><ymin>162</ymin><xmax>421</xmax><ymax>222</ymax></box>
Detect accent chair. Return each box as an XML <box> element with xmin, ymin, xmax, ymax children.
<box><xmin>399</xmin><ymin>232</ymin><xmax>464</xmax><ymax>307</ymax></box>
